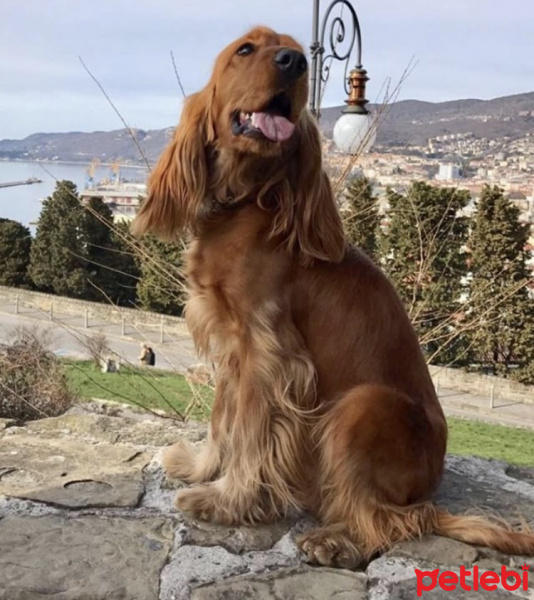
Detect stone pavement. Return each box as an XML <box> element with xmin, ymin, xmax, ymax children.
<box><xmin>0</xmin><ymin>305</ymin><xmax>198</xmax><ymax>372</ymax></box>
<box><xmin>438</xmin><ymin>387</ymin><xmax>534</xmax><ymax>430</ymax></box>
<box><xmin>1</xmin><ymin>403</ymin><xmax>534</xmax><ymax>600</ymax></box>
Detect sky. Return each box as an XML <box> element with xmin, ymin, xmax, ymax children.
<box><xmin>1</xmin><ymin>0</ymin><xmax>533</xmax><ymax>140</ymax></box>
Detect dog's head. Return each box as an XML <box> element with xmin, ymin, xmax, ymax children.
<box><xmin>209</xmin><ymin>26</ymin><xmax>309</xmax><ymax>156</ymax></box>
<box><xmin>133</xmin><ymin>27</ymin><xmax>345</xmax><ymax>263</ymax></box>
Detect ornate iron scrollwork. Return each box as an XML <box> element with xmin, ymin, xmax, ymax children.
<box><xmin>309</xmin><ymin>0</ymin><xmax>362</xmax><ymax>117</ymax></box>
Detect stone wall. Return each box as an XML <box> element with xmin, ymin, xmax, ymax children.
<box><xmin>0</xmin><ymin>285</ymin><xmax>188</xmax><ymax>337</ymax></box>
<box><xmin>430</xmin><ymin>364</ymin><xmax>534</xmax><ymax>405</ymax></box>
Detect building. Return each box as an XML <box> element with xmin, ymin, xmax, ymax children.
<box><xmin>435</xmin><ymin>163</ymin><xmax>462</xmax><ymax>181</ymax></box>
<box><xmin>80</xmin><ymin>182</ymin><xmax>146</xmax><ymax>222</ymax></box>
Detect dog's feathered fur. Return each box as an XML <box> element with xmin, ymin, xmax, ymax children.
<box><xmin>133</xmin><ymin>26</ymin><xmax>534</xmax><ymax>567</ymax></box>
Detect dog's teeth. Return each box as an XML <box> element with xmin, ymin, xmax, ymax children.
<box><xmin>250</xmin><ymin>112</ymin><xmax>257</xmax><ymax>126</ymax></box>
<box><xmin>239</xmin><ymin>111</ymin><xmax>254</xmax><ymax>125</ymax></box>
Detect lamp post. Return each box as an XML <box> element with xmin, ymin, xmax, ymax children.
<box><xmin>309</xmin><ymin>0</ymin><xmax>376</xmax><ymax>154</ymax></box>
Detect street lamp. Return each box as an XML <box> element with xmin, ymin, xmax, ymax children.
<box><xmin>309</xmin><ymin>0</ymin><xmax>376</xmax><ymax>154</ymax></box>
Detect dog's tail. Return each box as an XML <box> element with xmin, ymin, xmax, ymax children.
<box><xmin>433</xmin><ymin>508</ymin><xmax>534</xmax><ymax>556</ymax></box>
<box><xmin>351</xmin><ymin>501</ymin><xmax>534</xmax><ymax>559</ymax></box>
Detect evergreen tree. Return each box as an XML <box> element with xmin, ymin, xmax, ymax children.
<box><xmin>380</xmin><ymin>181</ymin><xmax>470</xmax><ymax>363</ymax></box>
<box><xmin>82</xmin><ymin>198</ymin><xmax>138</xmax><ymax>306</ymax></box>
<box><xmin>109</xmin><ymin>220</ymin><xmax>141</xmax><ymax>307</ymax></box>
<box><xmin>342</xmin><ymin>175</ymin><xmax>380</xmax><ymax>259</ymax></box>
<box><xmin>29</xmin><ymin>180</ymin><xmax>90</xmax><ymax>298</ymax></box>
<box><xmin>29</xmin><ymin>181</ymin><xmax>141</xmax><ymax>305</ymax></box>
<box><xmin>0</xmin><ymin>218</ymin><xmax>32</xmax><ymax>287</ymax></box>
<box><xmin>136</xmin><ymin>235</ymin><xmax>185</xmax><ymax>316</ymax></box>
<box><xmin>466</xmin><ymin>185</ymin><xmax>534</xmax><ymax>382</ymax></box>
<box><xmin>83</xmin><ymin>197</ymin><xmax>118</xmax><ymax>302</ymax></box>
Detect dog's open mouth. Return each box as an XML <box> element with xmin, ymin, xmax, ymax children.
<box><xmin>231</xmin><ymin>93</ymin><xmax>295</xmax><ymax>142</ymax></box>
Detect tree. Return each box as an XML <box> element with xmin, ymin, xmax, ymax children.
<box><xmin>29</xmin><ymin>180</ymin><xmax>90</xmax><ymax>298</ymax></box>
<box><xmin>465</xmin><ymin>185</ymin><xmax>534</xmax><ymax>382</ymax></box>
<box><xmin>0</xmin><ymin>218</ymin><xmax>32</xmax><ymax>287</ymax></box>
<box><xmin>29</xmin><ymin>181</ymin><xmax>141</xmax><ymax>305</ymax></box>
<box><xmin>342</xmin><ymin>175</ymin><xmax>380</xmax><ymax>259</ymax></box>
<box><xmin>82</xmin><ymin>197</ymin><xmax>118</xmax><ymax>302</ymax></box>
<box><xmin>83</xmin><ymin>198</ymin><xmax>139</xmax><ymax>306</ymax></box>
<box><xmin>109</xmin><ymin>220</ymin><xmax>141</xmax><ymax>307</ymax></box>
<box><xmin>136</xmin><ymin>234</ymin><xmax>185</xmax><ymax>316</ymax></box>
<box><xmin>380</xmin><ymin>181</ymin><xmax>470</xmax><ymax>364</ymax></box>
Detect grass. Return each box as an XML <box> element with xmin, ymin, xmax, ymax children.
<box><xmin>447</xmin><ymin>417</ymin><xmax>534</xmax><ymax>467</ymax></box>
<box><xmin>63</xmin><ymin>360</ymin><xmax>534</xmax><ymax>466</ymax></box>
<box><xmin>63</xmin><ymin>359</ymin><xmax>213</xmax><ymax>421</ymax></box>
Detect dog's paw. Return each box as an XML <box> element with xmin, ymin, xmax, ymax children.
<box><xmin>162</xmin><ymin>441</ymin><xmax>198</xmax><ymax>481</ymax></box>
<box><xmin>175</xmin><ymin>484</ymin><xmax>232</xmax><ymax>523</ymax></box>
<box><xmin>174</xmin><ymin>482</ymin><xmax>271</xmax><ymax>526</ymax></box>
<box><xmin>297</xmin><ymin>528</ymin><xmax>364</xmax><ymax>570</ymax></box>
<box><xmin>163</xmin><ymin>441</ymin><xmax>221</xmax><ymax>484</ymax></box>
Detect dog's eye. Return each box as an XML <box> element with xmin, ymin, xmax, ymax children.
<box><xmin>236</xmin><ymin>43</ymin><xmax>255</xmax><ymax>56</ymax></box>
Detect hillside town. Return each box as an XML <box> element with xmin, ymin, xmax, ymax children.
<box><xmin>324</xmin><ymin>129</ymin><xmax>534</xmax><ymax>228</ymax></box>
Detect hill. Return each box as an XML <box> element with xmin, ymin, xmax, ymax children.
<box><xmin>321</xmin><ymin>91</ymin><xmax>534</xmax><ymax>146</ymax></box>
<box><xmin>0</xmin><ymin>128</ymin><xmax>174</xmax><ymax>165</ymax></box>
<box><xmin>1</xmin><ymin>92</ymin><xmax>533</xmax><ymax>163</ymax></box>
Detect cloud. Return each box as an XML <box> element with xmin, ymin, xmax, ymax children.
<box><xmin>1</xmin><ymin>0</ymin><xmax>532</xmax><ymax>138</ymax></box>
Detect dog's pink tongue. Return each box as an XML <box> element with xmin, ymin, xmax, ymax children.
<box><xmin>254</xmin><ymin>112</ymin><xmax>295</xmax><ymax>142</ymax></box>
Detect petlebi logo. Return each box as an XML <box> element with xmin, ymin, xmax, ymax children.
<box><xmin>415</xmin><ymin>564</ymin><xmax>529</xmax><ymax>596</ymax></box>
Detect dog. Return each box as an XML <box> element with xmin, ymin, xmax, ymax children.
<box><xmin>133</xmin><ymin>26</ymin><xmax>534</xmax><ymax>568</ymax></box>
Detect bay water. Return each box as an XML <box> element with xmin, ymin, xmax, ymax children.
<box><xmin>0</xmin><ymin>161</ymin><xmax>148</xmax><ymax>230</ymax></box>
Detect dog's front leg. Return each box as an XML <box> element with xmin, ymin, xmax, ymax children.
<box><xmin>175</xmin><ymin>342</ymin><xmax>313</xmax><ymax>525</ymax></box>
<box><xmin>175</xmin><ymin>301</ymin><xmax>316</xmax><ymax>525</ymax></box>
<box><xmin>162</xmin><ymin>375</ymin><xmax>235</xmax><ymax>484</ymax></box>
<box><xmin>175</xmin><ymin>390</ymin><xmax>286</xmax><ymax>524</ymax></box>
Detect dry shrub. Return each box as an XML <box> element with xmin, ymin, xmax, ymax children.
<box><xmin>185</xmin><ymin>363</ymin><xmax>213</xmax><ymax>386</ymax></box>
<box><xmin>0</xmin><ymin>325</ymin><xmax>75</xmax><ymax>421</ymax></box>
<box><xmin>80</xmin><ymin>332</ymin><xmax>110</xmax><ymax>366</ymax></box>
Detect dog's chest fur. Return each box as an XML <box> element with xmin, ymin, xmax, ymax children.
<box><xmin>183</xmin><ymin>205</ymin><xmax>286</xmax><ymax>357</ymax></box>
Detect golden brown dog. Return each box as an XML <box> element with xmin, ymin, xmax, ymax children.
<box><xmin>133</xmin><ymin>26</ymin><xmax>534</xmax><ymax>567</ymax></box>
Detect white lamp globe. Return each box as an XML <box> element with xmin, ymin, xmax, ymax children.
<box><xmin>333</xmin><ymin>112</ymin><xmax>376</xmax><ymax>154</ymax></box>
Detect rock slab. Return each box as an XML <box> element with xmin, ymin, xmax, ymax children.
<box><xmin>0</xmin><ymin>409</ymin><xmax>533</xmax><ymax>599</ymax></box>
<box><xmin>0</xmin><ymin>515</ymin><xmax>173</xmax><ymax>600</ymax></box>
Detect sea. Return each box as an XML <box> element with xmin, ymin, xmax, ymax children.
<box><xmin>0</xmin><ymin>161</ymin><xmax>149</xmax><ymax>230</ymax></box>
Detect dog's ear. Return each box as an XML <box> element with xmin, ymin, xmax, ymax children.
<box><xmin>132</xmin><ymin>88</ymin><xmax>215</xmax><ymax>238</ymax></box>
<box><xmin>281</xmin><ymin>110</ymin><xmax>346</xmax><ymax>263</ymax></box>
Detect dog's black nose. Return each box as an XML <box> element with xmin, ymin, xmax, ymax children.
<box><xmin>274</xmin><ymin>48</ymin><xmax>307</xmax><ymax>82</ymax></box>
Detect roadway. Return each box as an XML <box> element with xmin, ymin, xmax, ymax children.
<box><xmin>0</xmin><ymin>304</ymin><xmax>198</xmax><ymax>372</ymax></box>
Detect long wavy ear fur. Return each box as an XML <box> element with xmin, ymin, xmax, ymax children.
<box><xmin>131</xmin><ymin>89</ymin><xmax>214</xmax><ymax>238</ymax></box>
<box><xmin>280</xmin><ymin>110</ymin><xmax>346</xmax><ymax>264</ymax></box>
